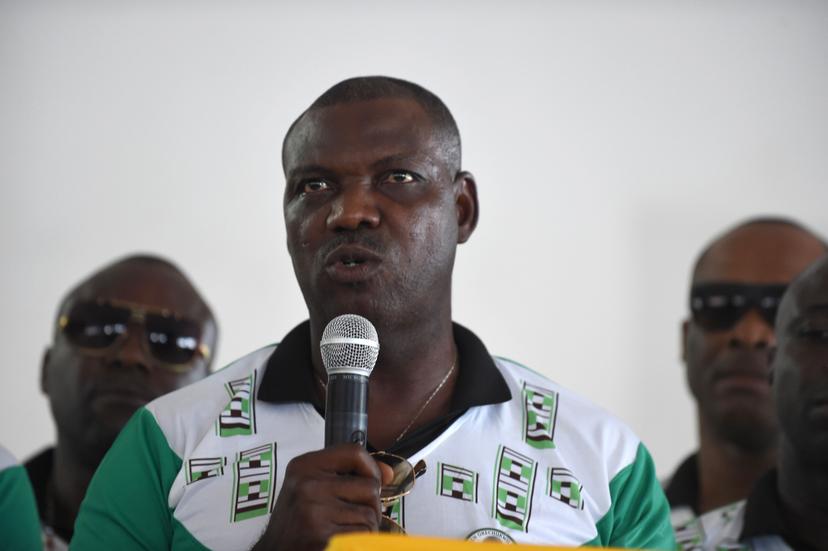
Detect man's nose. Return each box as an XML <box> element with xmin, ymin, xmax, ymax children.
<box><xmin>107</xmin><ymin>324</ymin><xmax>151</xmax><ymax>372</ymax></box>
<box><xmin>326</xmin><ymin>181</ymin><xmax>380</xmax><ymax>231</ymax></box>
<box><xmin>728</xmin><ymin>308</ymin><xmax>776</xmax><ymax>350</ymax></box>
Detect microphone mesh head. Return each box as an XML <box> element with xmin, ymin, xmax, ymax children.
<box><xmin>320</xmin><ymin>314</ymin><xmax>379</xmax><ymax>376</ymax></box>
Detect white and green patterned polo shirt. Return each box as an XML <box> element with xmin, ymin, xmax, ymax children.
<box><xmin>72</xmin><ymin>322</ymin><xmax>674</xmax><ymax>550</ymax></box>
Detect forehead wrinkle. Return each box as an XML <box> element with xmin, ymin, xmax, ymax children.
<box><xmin>284</xmin><ymin>98</ymin><xmax>459</xmax><ymax>175</ymax></box>
<box><xmin>286</xmin><ymin>133</ymin><xmax>452</xmax><ymax>184</ymax></box>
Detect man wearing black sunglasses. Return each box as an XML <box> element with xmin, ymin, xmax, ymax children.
<box><xmin>25</xmin><ymin>254</ymin><xmax>217</xmax><ymax>550</ymax></box>
<box><xmin>665</xmin><ymin>218</ymin><xmax>827</xmax><ymax>526</ymax></box>
<box><xmin>676</xmin><ymin>253</ymin><xmax>828</xmax><ymax>550</ymax></box>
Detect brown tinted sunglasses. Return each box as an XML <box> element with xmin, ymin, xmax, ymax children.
<box><xmin>59</xmin><ymin>298</ymin><xmax>210</xmax><ymax>371</ymax></box>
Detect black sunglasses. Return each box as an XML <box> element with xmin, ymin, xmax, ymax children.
<box><xmin>59</xmin><ymin>299</ymin><xmax>210</xmax><ymax>371</ymax></box>
<box><xmin>690</xmin><ymin>282</ymin><xmax>788</xmax><ymax>332</ymax></box>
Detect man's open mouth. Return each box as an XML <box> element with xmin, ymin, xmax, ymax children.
<box><xmin>324</xmin><ymin>245</ymin><xmax>383</xmax><ymax>283</ymax></box>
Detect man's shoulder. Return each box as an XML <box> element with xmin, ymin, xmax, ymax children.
<box><xmin>142</xmin><ymin>344</ymin><xmax>278</xmax><ymax>457</ymax></box>
<box><xmin>481</xmin><ymin>357</ymin><xmax>671</xmax><ymax>548</ymax></box>
<box><xmin>493</xmin><ymin>356</ymin><xmax>640</xmax><ymax>443</ymax></box>
<box><xmin>490</xmin><ymin>356</ymin><xmax>643</xmax><ymax>484</ymax></box>
<box><xmin>149</xmin><ymin>344</ymin><xmax>276</xmax><ymax>407</ymax></box>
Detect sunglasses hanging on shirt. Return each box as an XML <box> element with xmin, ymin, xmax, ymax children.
<box><xmin>689</xmin><ymin>282</ymin><xmax>788</xmax><ymax>332</ymax></box>
<box><xmin>371</xmin><ymin>452</ymin><xmax>427</xmax><ymax>534</ymax></box>
<box><xmin>58</xmin><ymin>298</ymin><xmax>210</xmax><ymax>371</ymax></box>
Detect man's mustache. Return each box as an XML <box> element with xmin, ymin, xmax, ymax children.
<box><xmin>318</xmin><ymin>232</ymin><xmax>387</xmax><ymax>259</ymax></box>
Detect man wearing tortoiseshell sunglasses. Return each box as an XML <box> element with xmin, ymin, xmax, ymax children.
<box><xmin>665</xmin><ymin>218</ymin><xmax>827</xmax><ymax>527</ymax></box>
<box><xmin>25</xmin><ymin>254</ymin><xmax>217</xmax><ymax>550</ymax></box>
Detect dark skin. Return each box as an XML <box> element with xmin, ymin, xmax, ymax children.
<box><xmin>41</xmin><ymin>259</ymin><xmax>216</xmax><ymax>541</ymax></box>
<box><xmin>682</xmin><ymin>223</ymin><xmax>826</xmax><ymax>514</ymax></box>
<box><xmin>772</xmin><ymin>257</ymin><xmax>828</xmax><ymax>549</ymax></box>
<box><xmin>252</xmin><ymin>98</ymin><xmax>478</xmax><ymax>550</ymax></box>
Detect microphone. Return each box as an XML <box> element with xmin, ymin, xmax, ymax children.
<box><xmin>321</xmin><ymin>314</ymin><xmax>379</xmax><ymax>447</ymax></box>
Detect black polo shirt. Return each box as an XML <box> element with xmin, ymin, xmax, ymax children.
<box><xmin>257</xmin><ymin>320</ymin><xmax>512</xmax><ymax>458</ymax></box>
<box><xmin>664</xmin><ymin>452</ymin><xmax>699</xmax><ymax>514</ymax></box>
<box><xmin>23</xmin><ymin>447</ymin><xmax>53</xmax><ymax>530</ymax></box>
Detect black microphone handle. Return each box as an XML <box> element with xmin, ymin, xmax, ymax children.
<box><xmin>324</xmin><ymin>373</ymin><xmax>369</xmax><ymax>447</ymax></box>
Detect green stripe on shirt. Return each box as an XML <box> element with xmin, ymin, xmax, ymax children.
<box><xmin>71</xmin><ymin>407</ymin><xmax>209</xmax><ymax>550</ymax></box>
<box><xmin>0</xmin><ymin>463</ymin><xmax>42</xmax><ymax>551</ymax></box>
<box><xmin>585</xmin><ymin>443</ymin><xmax>676</xmax><ymax>550</ymax></box>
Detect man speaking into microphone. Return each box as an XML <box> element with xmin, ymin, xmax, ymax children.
<box><xmin>72</xmin><ymin>77</ymin><xmax>674</xmax><ymax>550</ymax></box>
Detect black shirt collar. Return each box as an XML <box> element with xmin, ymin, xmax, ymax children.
<box><xmin>258</xmin><ymin>320</ymin><xmax>511</xmax><ymax>411</ymax></box>
<box><xmin>257</xmin><ymin>321</ymin><xmax>512</xmax><ymax>455</ymax></box>
<box><xmin>257</xmin><ymin>321</ymin><xmax>318</xmax><ymax>405</ymax></box>
<box><xmin>740</xmin><ymin>470</ymin><xmax>784</xmax><ymax>540</ymax></box>
<box><xmin>664</xmin><ymin>452</ymin><xmax>700</xmax><ymax>514</ymax></box>
<box><xmin>23</xmin><ymin>446</ymin><xmax>53</xmax><ymax>523</ymax></box>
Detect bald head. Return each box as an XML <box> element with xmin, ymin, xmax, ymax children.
<box><xmin>692</xmin><ymin>218</ymin><xmax>827</xmax><ymax>285</ymax></box>
<box><xmin>282</xmin><ymin>76</ymin><xmax>462</xmax><ymax>176</ymax></box>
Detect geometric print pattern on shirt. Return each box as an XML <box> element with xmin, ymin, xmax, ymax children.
<box><xmin>522</xmin><ymin>382</ymin><xmax>559</xmax><ymax>449</ymax></box>
<box><xmin>546</xmin><ymin>467</ymin><xmax>585</xmax><ymax>510</ymax></box>
<box><xmin>71</xmin><ymin>343</ymin><xmax>675</xmax><ymax>550</ymax></box>
<box><xmin>437</xmin><ymin>463</ymin><xmax>478</xmax><ymax>503</ymax></box>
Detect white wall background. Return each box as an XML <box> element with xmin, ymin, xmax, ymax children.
<box><xmin>2</xmin><ymin>0</ymin><xmax>827</xmax><ymax>477</ymax></box>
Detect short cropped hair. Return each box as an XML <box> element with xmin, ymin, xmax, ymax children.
<box><xmin>282</xmin><ymin>76</ymin><xmax>461</xmax><ymax>173</ymax></box>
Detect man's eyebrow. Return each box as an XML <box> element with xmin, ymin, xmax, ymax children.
<box><xmin>370</xmin><ymin>152</ymin><xmax>430</xmax><ymax>169</ymax></box>
<box><xmin>287</xmin><ymin>164</ymin><xmax>331</xmax><ymax>177</ymax></box>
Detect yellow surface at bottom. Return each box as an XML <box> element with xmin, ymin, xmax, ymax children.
<box><xmin>326</xmin><ymin>533</ymin><xmax>622</xmax><ymax>550</ymax></box>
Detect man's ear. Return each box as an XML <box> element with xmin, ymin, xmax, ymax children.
<box><xmin>681</xmin><ymin>319</ymin><xmax>689</xmax><ymax>364</ymax></box>
<box><xmin>454</xmin><ymin>171</ymin><xmax>478</xmax><ymax>244</ymax></box>
<box><xmin>41</xmin><ymin>348</ymin><xmax>52</xmax><ymax>395</ymax></box>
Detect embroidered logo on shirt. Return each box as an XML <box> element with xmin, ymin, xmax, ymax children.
<box><xmin>217</xmin><ymin>373</ymin><xmax>258</xmax><ymax>437</ymax></box>
<box><xmin>492</xmin><ymin>445</ymin><xmax>537</xmax><ymax>532</ymax></box>
<box><xmin>230</xmin><ymin>442</ymin><xmax>275</xmax><ymax>522</ymax></box>
<box><xmin>185</xmin><ymin>457</ymin><xmax>226</xmax><ymax>484</ymax></box>
<box><xmin>546</xmin><ymin>467</ymin><xmax>584</xmax><ymax>510</ymax></box>
<box><xmin>466</xmin><ymin>527</ymin><xmax>515</xmax><ymax>542</ymax></box>
<box><xmin>437</xmin><ymin>463</ymin><xmax>478</xmax><ymax>503</ymax></box>
<box><xmin>521</xmin><ymin>382</ymin><xmax>559</xmax><ymax>449</ymax></box>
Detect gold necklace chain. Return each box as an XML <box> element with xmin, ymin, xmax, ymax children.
<box><xmin>394</xmin><ymin>357</ymin><xmax>456</xmax><ymax>443</ymax></box>
<box><xmin>316</xmin><ymin>355</ymin><xmax>457</xmax><ymax>444</ymax></box>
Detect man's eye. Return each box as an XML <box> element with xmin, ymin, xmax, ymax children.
<box><xmin>301</xmin><ymin>180</ymin><xmax>329</xmax><ymax>194</ymax></box>
<box><xmin>384</xmin><ymin>171</ymin><xmax>417</xmax><ymax>185</ymax></box>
